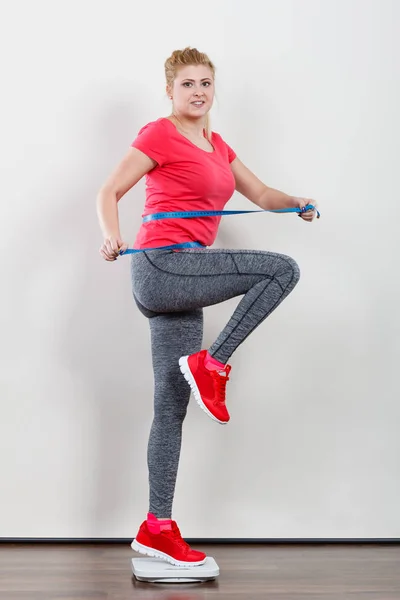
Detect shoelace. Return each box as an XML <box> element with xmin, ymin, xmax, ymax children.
<box><xmin>211</xmin><ymin>366</ymin><xmax>231</xmax><ymax>405</ymax></box>
<box><xmin>168</xmin><ymin>523</ymin><xmax>191</xmax><ymax>553</ymax></box>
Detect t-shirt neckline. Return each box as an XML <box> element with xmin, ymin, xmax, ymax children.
<box><xmin>162</xmin><ymin>117</ymin><xmax>215</xmax><ymax>154</ymax></box>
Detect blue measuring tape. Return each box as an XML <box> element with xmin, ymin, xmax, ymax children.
<box><xmin>120</xmin><ymin>204</ymin><xmax>319</xmax><ymax>255</ymax></box>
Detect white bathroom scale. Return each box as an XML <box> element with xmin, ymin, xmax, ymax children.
<box><xmin>131</xmin><ymin>556</ymin><xmax>219</xmax><ymax>583</ymax></box>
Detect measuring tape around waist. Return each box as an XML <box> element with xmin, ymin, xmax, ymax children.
<box><xmin>120</xmin><ymin>204</ymin><xmax>319</xmax><ymax>255</ymax></box>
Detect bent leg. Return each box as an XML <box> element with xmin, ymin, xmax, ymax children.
<box><xmin>132</xmin><ymin>248</ymin><xmax>300</xmax><ymax>365</ymax></box>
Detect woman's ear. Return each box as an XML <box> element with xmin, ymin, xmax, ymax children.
<box><xmin>166</xmin><ymin>85</ymin><xmax>172</xmax><ymax>100</ymax></box>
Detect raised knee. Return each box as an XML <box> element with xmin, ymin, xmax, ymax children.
<box><xmin>275</xmin><ymin>255</ymin><xmax>300</xmax><ymax>287</ymax></box>
<box><xmin>288</xmin><ymin>257</ymin><xmax>300</xmax><ymax>285</ymax></box>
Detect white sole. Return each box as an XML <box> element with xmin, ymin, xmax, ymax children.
<box><xmin>178</xmin><ymin>355</ymin><xmax>228</xmax><ymax>425</ymax></box>
<box><xmin>131</xmin><ymin>538</ymin><xmax>206</xmax><ymax>567</ymax></box>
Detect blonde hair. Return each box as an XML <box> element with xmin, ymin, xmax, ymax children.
<box><xmin>165</xmin><ymin>47</ymin><xmax>215</xmax><ymax>140</ymax></box>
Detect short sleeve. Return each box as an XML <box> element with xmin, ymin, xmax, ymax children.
<box><xmin>226</xmin><ymin>142</ymin><xmax>236</xmax><ymax>163</ymax></box>
<box><xmin>213</xmin><ymin>132</ymin><xmax>236</xmax><ymax>163</ymax></box>
<box><xmin>131</xmin><ymin>119</ymin><xmax>169</xmax><ymax>166</ymax></box>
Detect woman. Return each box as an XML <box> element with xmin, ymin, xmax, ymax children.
<box><xmin>96</xmin><ymin>47</ymin><xmax>317</xmax><ymax>567</ymax></box>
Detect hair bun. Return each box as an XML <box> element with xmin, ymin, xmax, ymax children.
<box><xmin>164</xmin><ymin>47</ymin><xmax>215</xmax><ymax>84</ymax></box>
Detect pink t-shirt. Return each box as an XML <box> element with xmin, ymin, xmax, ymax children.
<box><xmin>130</xmin><ymin>117</ymin><xmax>236</xmax><ymax>249</ymax></box>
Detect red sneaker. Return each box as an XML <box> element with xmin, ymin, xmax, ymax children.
<box><xmin>131</xmin><ymin>519</ymin><xmax>206</xmax><ymax>567</ymax></box>
<box><xmin>179</xmin><ymin>350</ymin><xmax>231</xmax><ymax>424</ymax></box>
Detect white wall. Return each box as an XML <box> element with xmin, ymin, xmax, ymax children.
<box><xmin>1</xmin><ymin>0</ymin><xmax>399</xmax><ymax>539</ymax></box>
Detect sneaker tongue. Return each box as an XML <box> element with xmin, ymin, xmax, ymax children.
<box><xmin>171</xmin><ymin>522</ymin><xmax>182</xmax><ymax>536</ymax></box>
<box><xmin>170</xmin><ymin>523</ymin><xmax>190</xmax><ymax>551</ymax></box>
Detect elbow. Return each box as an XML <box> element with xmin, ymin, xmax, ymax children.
<box><xmin>254</xmin><ymin>186</ymin><xmax>270</xmax><ymax>210</ymax></box>
<box><xmin>97</xmin><ymin>184</ymin><xmax>119</xmax><ymax>206</ymax></box>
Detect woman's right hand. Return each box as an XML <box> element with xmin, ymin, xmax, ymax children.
<box><xmin>99</xmin><ymin>236</ymin><xmax>128</xmax><ymax>261</ymax></box>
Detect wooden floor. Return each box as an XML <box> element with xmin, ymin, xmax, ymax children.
<box><xmin>1</xmin><ymin>543</ymin><xmax>399</xmax><ymax>600</ymax></box>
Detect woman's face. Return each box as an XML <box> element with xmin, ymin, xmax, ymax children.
<box><xmin>168</xmin><ymin>64</ymin><xmax>214</xmax><ymax>120</ymax></box>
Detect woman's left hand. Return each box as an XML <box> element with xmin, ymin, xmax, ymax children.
<box><xmin>293</xmin><ymin>197</ymin><xmax>318</xmax><ymax>222</ymax></box>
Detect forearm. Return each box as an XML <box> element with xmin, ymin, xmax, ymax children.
<box><xmin>258</xmin><ymin>186</ymin><xmax>298</xmax><ymax>211</ymax></box>
<box><xmin>96</xmin><ymin>186</ymin><xmax>121</xmax><ymax>239</ymax></box>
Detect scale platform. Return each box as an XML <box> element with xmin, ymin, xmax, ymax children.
<box><xmin>131</xmin><ymin>557</ymin><xmax>219</xmax><ymax>583</ymax></box>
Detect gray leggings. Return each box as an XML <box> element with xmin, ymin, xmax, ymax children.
<box><xmin>130</xmin><ymin>248</ymin><xmax>300</xmax><ymax>517</ymax></box>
